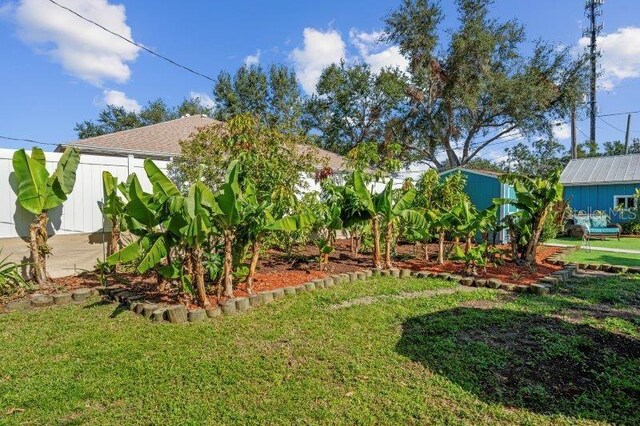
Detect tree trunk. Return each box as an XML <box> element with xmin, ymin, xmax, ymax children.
<box><xmin>223</xmin><ymin>230</ymin><xmax>235</xmax><ymax>298</ymax></box>
<box><xmin>184</xmin><ymin>248</ymin><xmax>194</xmax><ymax>278</ymax></box>
<box><xmin>29</xmin><ymin>212</ymin><xmax>49</xmax><ymax>286</ymax></box>
<box><xmin>107</xmin><ymin>217</ymin><xmax>120</xmax><ymax>257</ymax></box>
<box><xmin>423</xmin><ymin>242</ymin><xmax>429</xmax><ymax>262</ymax></box>
<box><xmin>371</xmin><ymin>216</ymin><xmax>382</xmax><ymax>269</ymax></box>
<box><xmin>438</xmin><ymin>230</ymin><xmax>445</xmax><ymax>264</ymax></box>
<box><xmin>350</xmin><ymin>234</ymin><xmax>356</xmax><ymax>256</ymax></box>
<box><xmin>350</xmin><ymin>231</ymin><xmax>361</xmax><ymax>257</ymax></box>
<box><xmin>321</xmin><ymin>232</ymin><xmax>334</xmax><ymax>271</ymax></box>
<box><xmin>384</xmin><ymin>221</ymin><xmax>394</xmax><ymax>269</ymax></box>
<box><xmin>524</xmin><ymin>210</ymin><xmax>550</xmax><ymax>266</ymax></box>
<box><xmin>193</xmin><ymin>245</ymin><xmax>211</xmax><ymax>308</ymax></box>
<box><xmin>464</xmin><ymin>232</ymin><xmax>472</xmax><ymax>254</ymax></box>
<box><xmin>246</xmin><ymin>238</ymin><xmax>261</xmax><ymax>294</ymax></box>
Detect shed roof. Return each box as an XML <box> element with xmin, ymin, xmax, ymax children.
<box><xmin>58</xmin><ymin>115</ymin><xmax>346</xmax><ymax>170</ymax></box>
<box><xmin>439</xmin><ymin>167</ymin><xmax>503</xmax><ymax>179</ymax></box>
<box><xmin>560</xmin><ymin>154</ymin><xmax>640</xmax><ymax>186</ymax></box>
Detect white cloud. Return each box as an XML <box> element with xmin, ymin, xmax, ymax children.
<box><xmin>190</xmin><ymin>91</ymin><xmax>215</xmax><ymax>110</ymax></box>
<box><xmin>290</xmin><ymin>28</ymin><xmax>346</xmax><ymax>93</ymax></box>
<box><xmin>552</xmin><ymin>122</ymin><xmax>571</xmax><ymax>140</ymax></box>
<box><xmin>349</xmin><ymin>29</ymin><xmax>409</xmax><ymax>73</ymax></box>
<box><xmin>244</xmin><ymin>49</ymin><xmax>261</xmax><ymax>67</ymax></box>
<box><xmin>578</xmin><ymin>26</ymin><xmax>640</xmax><ymax>90</ymax></box>
<box><xmin>14</xmin><ymin>0</ymin><xmax>140</xmax><ymax>86</ymax></box>
<box><xmin>102</xmin><ymin>89</ymin><xmax>140</xmax><ymax>112</ymax></box>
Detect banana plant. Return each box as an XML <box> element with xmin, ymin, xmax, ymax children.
<box><xmin>450</xmin><ymin>242</ymin><xmax>488</xmax><ymax>276</ymax></box>
<box><xmin>11</xmin><ymin>147</ymin><xmax>80</xmax><ymax>285</ymax></box>
<box><xmin>342</xmin><ymin>170</ymin><xmax>383</xmax><ymax>269</ymax></box>
<box><xmin>210</xmin><ymin>160</ymin><xmax>246</xmax><ymax>298</ymax></box>
<box><xmin>425</xmin><ymin>209</ymin><xmax>454</xmax><ymax>265</ymax></box>
<box><xmin>376</xmin><ymin>181</ymin><xmax>424</xmax><ymax>269</ymax></box>
<box><xmin>495</xmin><ymin>169</ymin><xmax>563</xmax><ymax>266</ymax></box>
<box><xmin>107</xmin><ymin>161</ymin><xmax>182</xmax><ymax>291</ymax></box>
<box><xmin>241</xmin><ymin>183</ymin><xmax>276</xmax><ymax>293</ymax></box>
<box><xmin>167</xmin><ymin>181</ymin><xmax>216</xmax><ymax>307</ymax></box>
<box><xmin>447</xmin><ymin>200</ymin><xmax>499</xmax><ymax>274</ymax></box>
<box><xmin>101</xmin><ymin>171</ymin><xmax>128</xmax><ymax>257</ymax></box>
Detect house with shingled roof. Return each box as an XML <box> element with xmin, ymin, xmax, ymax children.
<box><xmin>56</xmin><ymin>114</ymin><xmax>347</xmax><ymax>171</ymax></box>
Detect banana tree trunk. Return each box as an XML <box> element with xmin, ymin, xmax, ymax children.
<box><xmin>107</xmin><ymin>217</ymin><xmax>120</xmax><ymax>257</ymax></box>
<box><xmin>384</xmin><ymin>221</ymin><xmax>394</xmax><ymax>269</ymax></box>
<box><xmin>350</xmin><ymin>231</ymin><xmax>361</xmax><ymax>258</ymax></box>
<box><xmin>322</xmin><ymin>232</ymin><xmax>334</xmax><ymax>270</ymax></box>
<box><xmin>524</xmin><ymin>210</ymin><xmax>550</xmax><ymax>266</ymax></box>
<box><xmin>247</xmin><ymin>238</ymin><xmax>261</xmax><ymax>294</ymax></box>
<box><xmin>29</xmin><ymin>212</ymin><xmax>49</xmax><ymax>286</ymax></box>
<box><xmin>371</xmin><ymin>216</ymin><xmax>382</xmax><ymax>269</ymax></box>
<box><xmin>438</xmin><ymin>230</ymin><xmax>445</xmax><ymax>265</ymax></box>
<box><xmin>423</xmin><ymin>242</ymin><xmax>429</xmax><ymax>262</ymax></box>
<box><xmin>464</xmin><ymin>232</ymin><xmax>472</xmax><ymax>254</ymax></box>
<box><xmin>193</xmin><ymin>245</ymin><xmax>211</xmax><ymax>308</ymax></box>
<box><xmin>223</xmin><ymin>230</ymin><xmax>235</xmax><ymax>298</ymax></box>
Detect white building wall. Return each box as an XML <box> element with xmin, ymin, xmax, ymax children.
<box><xmin>0</xmin><ymin>148</ymin><xmax>168</xmax><ymax>238</ymax></box>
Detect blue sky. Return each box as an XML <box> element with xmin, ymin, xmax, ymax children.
<box><xmin>1</xmin><ymin>0</ymin><xmax>640</xmax><ymax>160</ymax></box>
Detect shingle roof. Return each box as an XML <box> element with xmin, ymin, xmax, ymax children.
<box><xmin>59</xmin><ymin>115</ymin><xmax>346</xmax><ymax>170</ymax></box>
<box><xmin>560</xmin><ymin>154</ymin><xmax>640</xmax><ymax>185</ymax></box>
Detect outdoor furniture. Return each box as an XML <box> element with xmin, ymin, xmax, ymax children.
<box><xmin>567</xmin><ymin>213</ymin><xmax>622</xmax><ymax>248</ymax></box>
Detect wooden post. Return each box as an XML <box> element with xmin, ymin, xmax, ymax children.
<box><xmin>624</xmin><ymin>114</ymin><xmax>632</xmax><ymax>154</ymax></box>
<box><xmin>571</xmin><ymin>108</ymin><xmax>578</xmax><ymax>159</ymax></box>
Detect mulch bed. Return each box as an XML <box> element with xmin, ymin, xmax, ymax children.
<box><xmin>9</xmin><ymin>239</ymin><xmax>563</xmax><ymax>309</ymax></box>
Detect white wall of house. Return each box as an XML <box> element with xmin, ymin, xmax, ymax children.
<box><xmin>0</xmin><ymin>148</ymin><xmax>169</xmax><ymax>239</ymax></box>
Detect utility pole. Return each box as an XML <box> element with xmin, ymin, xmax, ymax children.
<box><xmin>571</xmin><ymin>108</ymin><xmax>578</xmax><ymax>159</ymax></box>
<box><xmin>624</xmin><ymin>113</ymin><xmax>631</xmax><ymax>154</ymax></box>
<box><xmin>584</xmin><ymin>0</ymin><xmax>604</xmax><ymax>145</ymax></box>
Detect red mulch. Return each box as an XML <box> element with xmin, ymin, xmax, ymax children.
<box><xmin>397</xmin><ymin>244</ymin><xmax>563</xmax><ymax>285</ymax></box>
<box><xmin>30</xmin><ymin>240</ymin><xmax>563</xmax><ymax>310</ymax></box>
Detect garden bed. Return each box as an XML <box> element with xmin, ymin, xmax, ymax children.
<box><xmin>10</xmin><ymin>239</ymin><xmax>565</xmax><ymax>311</ymax></box>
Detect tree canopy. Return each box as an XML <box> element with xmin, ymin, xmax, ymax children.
<box><xmin>213</xmin><ymin>64</ymin><xmax>304</xmax><ymax>132</ymax></box>
<box><xmin>302</xmin><ymin>62</ymin><xmax>410</xmax><ymax>164</ymax></box>
<box><xmin>383</xmin><ymin>0</ymin><xmax>587</xmax><ymax>169</ymax></box>
<box><xmin>74</xmin><ymin>98</ymin><xmax>212</xmax><ymax>139</ymax></box>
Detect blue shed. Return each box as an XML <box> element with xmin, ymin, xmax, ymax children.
<box><xmin>439</xmin><ymin>167</ymin><xmax>515</xmax><ymax>243</ymax></box>
<box><xmin>560</xmin><ymin>154</ymin><xmax>640</xmax><ymax>223</ymax></box>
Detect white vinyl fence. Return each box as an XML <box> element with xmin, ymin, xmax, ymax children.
<box><xmin>0</xmin><ymin>148</ymin><xmax>169</xmax><ymax>239</ymax></box>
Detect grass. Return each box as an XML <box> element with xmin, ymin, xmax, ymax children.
<box><xmin>1</xmin><ymin>275</ymin><xmax>639</xmax><ymax>425</ymax></box>
<box><xmin>564</xmin><ymin>249</ymin><xmax>640</xmax><ymax>267</ymax></box>
<box><xmin>548</xmin><ymin>236</ymin><xmax>640</xmax><ymax>251</ymax></box>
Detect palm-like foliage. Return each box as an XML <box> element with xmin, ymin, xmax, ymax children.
<box><xmin>495</xmin><ymin>169</ymin><xmax>563</xmax><ymax>265</ymax></box>
<box><xmin>11</xmin><ymin>147</ymin><xmax>80</xmax><ymax>285</ymax></box>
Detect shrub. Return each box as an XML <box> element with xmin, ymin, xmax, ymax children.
<box><xmin>0</xmin><ymin>250</ymin><xmax>30</xmax><ymax>298</ymax></box>
<box><xmin>540</xmin><ymin>212</ymin><xmax>561</xmax><ymax>242</ymax></box>
<box><xmin>621</xmin><ymin>221</ymin><xmax>640</xmax><ymax>235</ymax></box>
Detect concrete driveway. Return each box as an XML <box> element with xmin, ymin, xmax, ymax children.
<box><xmin>0</xmin><ymin>233</ymin><xmax>108</xmax><ymax>278</ymax></box>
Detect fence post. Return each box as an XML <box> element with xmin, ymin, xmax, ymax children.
<box><xmin>127</xmin><ymin>154</ymin><xmax>134</xmax><ymax>176</ymax></box>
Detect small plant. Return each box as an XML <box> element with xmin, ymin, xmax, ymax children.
<box><xmin>450</xmin><ymin>243</ymin><xmax>488</xmax><ymax>276</ymax></box>
<box><xmin>94</xmin><ymin>259</ymin><xmax>115</xmax><ymax>286</ymax></box>
<box><xmin>0</xmin><ymin>250</ymin><xmax>30</xmax><ymax>298</ymax></box>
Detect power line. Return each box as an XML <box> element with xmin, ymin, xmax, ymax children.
<box><xmin>597</xmin><ymin>116</ymin><xmax>626</xmax><ymax>134</ymax></box>
<box><xmin>0</xmin><ymin>135</ymin><xmax>60</xmax><ymax>148</ymax></box>
<box><xmin>598</xmin><ymin>110</ymin><xmax>640</xmax><ymax>118</ymax></box>
<box><xmin>47</xmin><ymin>0</ymin><xmax>216</xmax><ymax>83</ymax></box>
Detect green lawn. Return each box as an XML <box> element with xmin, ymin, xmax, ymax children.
<box><xmin>564</xmin><ymin>249</ymin><xmax>640</xmax><ymax>267</ymax></box>
<box><xmin>1</xmin><ymin>275</ymin><xmax>639</xmax><ymax>425</ymax></box>
<box><xmin>548</xmin><ymin>236</ymin><xmax>640</xmax><ymax>251</ymax></box>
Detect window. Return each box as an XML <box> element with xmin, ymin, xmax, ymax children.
<box><xmin>614</xmin><ymin>195</ymin><xmax>636</xmax><ymax>210</ymax></box>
